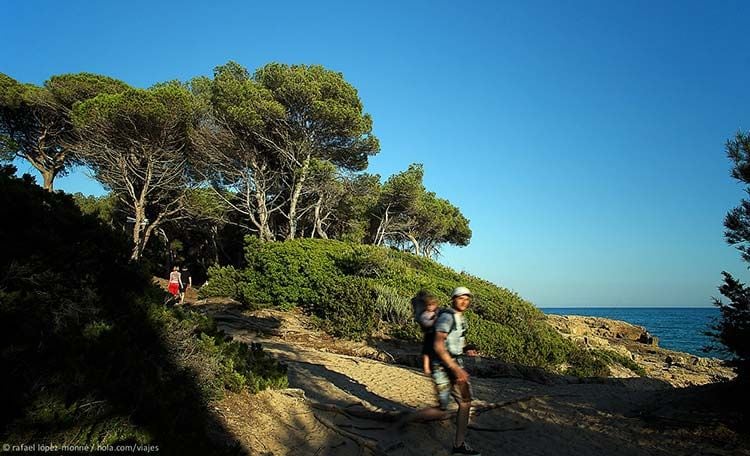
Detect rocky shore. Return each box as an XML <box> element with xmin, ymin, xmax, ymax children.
<box><xmin>546</xmin><ymin>314</ymin><xmax>736</xmax><ymax>387</ymax></box>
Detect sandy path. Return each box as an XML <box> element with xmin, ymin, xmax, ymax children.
<box><xmin>201</xmin><ymin>305</ymin><xmax>749</xmax><ymax>456</ymax></box>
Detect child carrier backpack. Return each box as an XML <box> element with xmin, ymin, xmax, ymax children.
<box><xmin>411</xmin><ymin>291</ymin><xmax>429</xmax><ymax>326</ymax></box>
<box><xmin>411</xmin><ymin>291</ymin><xmax>457</xmax><ymax>332</ymax></box>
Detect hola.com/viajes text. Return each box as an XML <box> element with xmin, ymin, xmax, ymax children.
<box><xmin>1</xmin><ymin>443</ymin><xmax>159</xmax><ymax>453</ymax></box>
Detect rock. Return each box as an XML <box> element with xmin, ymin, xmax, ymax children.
<box><xmin>638</xmin><ymin>332</ymin><xmax>659</xmax><ymax>347</ymax></box>
<box><xmin>546</xmin><ymin>315</ymin><xmax>647</xmax><ymax>341</ymax></box>
<box><xmin>545</xmin><ymin>313</ymin><xmax>737</xmax><ymax>387</ymax></box>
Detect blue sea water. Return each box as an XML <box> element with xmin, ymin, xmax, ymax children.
<box><xmin>542</xmin><ymin>307</ymin><xmax>729</xmax><ymax>359</ymax></box>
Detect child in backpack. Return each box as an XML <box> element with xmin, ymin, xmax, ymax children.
<box><xmin>419</xmin><ymin>294</ymin><xmax>440</xmax><ymax>375</ymax></box>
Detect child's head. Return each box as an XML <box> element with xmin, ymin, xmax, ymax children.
<box><xmin>424</xmin><ymin>295</ymin><xmax>439</xmax><ymax>312</ymax></box>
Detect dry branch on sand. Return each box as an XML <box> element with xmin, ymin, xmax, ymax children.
<box><xmin>279</xmin><ymin>388</ymin><xmax>547</xmax><ymax>454</ymax></box>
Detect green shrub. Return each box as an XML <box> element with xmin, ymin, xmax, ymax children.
<box><xmin>565</xmin><ymin>349</ymin><xmax>610</xmax><ymax>378</ymax></box>
<box><xmin>163</xmin><ymin>306</ymin><xmax>289</xmax><ymax>397</ymax></box>
<box><xmin>563</xmin><ymin>348</ymin><xmax>646</xmax><ymax>378</ymax></box>
<box><xmin>203</xmin><ymin>237</ymin><xmax>641</xmax><ymax>374</ymax></box>
<box><xmin>372</xmin><ymin>283</ymin><xmax>412</xmax><ymax>326</ymax></box>
<box><xmin>388</xmin><ymin>322</ymin><xmax>422</xmax><ymax>342</ymax></box>
<box><xmin>242</xmin><ymin>237</ymin><xmax>341</xmax><ymax>310</ymax></box>
<box><xmin>241</xmin><ymin>343</ymin><xmax>290</xmax><ymax>392</ymax></box>
<box><xmin>199</xmin><ymin>265</ymin><xmax>242</xmax><ymax>299</ymax></box>
<box><xmin>336</xmin><ymin>244</ymin><xmax>391</xmax><ymax>277</ymax></box>
<box><xmin>591</xmin><ymin>349</ymin><xmax>646</xmax><ymax>377</ymax></box>
<box><xmin>311</xmin><ymin>277</ymin><xmax>378</xmax><ymax>340</ymax></box>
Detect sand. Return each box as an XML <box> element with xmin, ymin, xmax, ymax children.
<box><xmin>192</xmin><ymin>301</ymin><xmax>749</xmax><ymax>456</ymax></box>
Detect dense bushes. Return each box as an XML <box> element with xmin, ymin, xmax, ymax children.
<box><xmin>310</xmin><ymin>276</ymin><xmax>379</xmax><ymax>340</ymax></box>
<box><xmin>201</xmin><ymin>265</ymin><xmax>243</xmax><ymax>300</ymax></box>
<box><xmin>202</xmin><ymin>237</ymin><xmax>616</xmax><ymax>373</ymax></box>
<box><xmin>0</xmin><ymin>166</ymin><xmax>286</xmax><ymax>453</ymax></box>
<box><xmin>156</xmin><ymin>306</ymin><xmax>288</xmax><ymax>396</ymax></box>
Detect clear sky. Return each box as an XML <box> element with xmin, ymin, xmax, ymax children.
<box><xmin>3</xmin><ymin>0</ymin><xmax>749</xmax><ymax>307</ymax></box>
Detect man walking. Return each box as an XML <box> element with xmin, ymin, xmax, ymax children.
<box><xmin>395</xmin><ymin>286</ymin><xmax>481</xmax><ymax>455</ymax></box>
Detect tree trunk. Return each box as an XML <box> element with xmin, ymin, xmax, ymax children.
<box><xmin>27</xmin><ymin>141</ymin><xmax>60</xmax><ymax>192</ymax></box>
<box><xmin>313</xmin><ymin>196</ymin><xmax>329</xmax><ymax>239</ymax></box>
<box><xmin>130</xmin><ymin>207</ymin><xmax>145</xmax><ymax>261</ymax></box>
<box><xmin>407</xmin><ymin>233</ymin><xmax>421</xmax><ymax>256</ymax></box>
<box><xmin>248</xmin><ymin>158</ymin><xmax>275</xmax><ymax>242</ymax></box>
<box><xmin>211</xmin><ymin>225</ymin><xmax>220</xmax><ymax>265</ymax></box>
<box><xmin>375</xmin><ymin>206</ymin><xmax>390</xmax><ymax>245</ymax></box>
<box><xmin>41</xmin><ymin>169</ymin><xmax>55</xmax><ymax>192</ymax></box>
<box><xmin>287</xmin><ymin>154</ymin><xmax>311</xmax><ymax>240</ymax></box>
<box><xmin>254</xmin><ymin>186</ymin><xmax>274</xmax><ymax>241</ymax></box>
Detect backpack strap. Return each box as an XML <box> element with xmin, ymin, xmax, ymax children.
<box><xmin>437</xmin><ymin>307</ymin><xmax>457</xmax><ymax>333</ymax></box>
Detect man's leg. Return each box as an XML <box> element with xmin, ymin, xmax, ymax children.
<box><xmin>399</xmin><ymin>405</ymin><xmax>447</xmax><ymax>425</ymax></box>
<box><xmin>452</xmin><ymin>381</ymin><xmax>473</xmax><ymax>448</ymax></box>
<box><xmin>394</xmin><ymin>364</ymin><xmax>452</xmax><ymax>429</ymax></box>
<box><xmin>454</xmin><ymin>400</ymin><xmax>471</xmax><ymax>447</ymax></box>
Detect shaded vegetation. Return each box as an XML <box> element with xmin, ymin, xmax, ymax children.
<box><xmin>0</xmin><ymin>166</ymin><xmax>286</xmax><ymax>453</ymax></box>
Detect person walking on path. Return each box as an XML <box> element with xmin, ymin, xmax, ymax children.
<box><xmin>179</xmin><ymin>265</ymin><xmax>192</xmax><ymax>305</ymax></box>
<box><xmin>167</xmin><ymin>266</ymin><xmax>182</xmax><ymax>303</ymax></box>
<box><xmin>395</xmin><ymin>286</ymin><xmax>481</xmax><ymax>455</ymax></box>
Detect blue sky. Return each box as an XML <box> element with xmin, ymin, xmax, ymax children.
<box><xmin>3</xmin><ymin>0</ymin><xmax>749</xmax><ymax>307</ymax></box>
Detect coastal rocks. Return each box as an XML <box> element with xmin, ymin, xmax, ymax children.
<box><xmin>546</xmin><ymin>315</ymin><xmax>652</xmax><ymax>344</ymax></box>
<box><xmin>546</xmin><ymin>315</ymin><xmax>642</xmax><ymax>360</ymax></box>
<box><xmin>546</xmin><ymin>314</ymin><xmax>736</xmax><ymax>387</ymax></box>
<box><xmin>638</xmin><ymin>332</ymin><xmax>659</xmax><ymax>346</ymax></box>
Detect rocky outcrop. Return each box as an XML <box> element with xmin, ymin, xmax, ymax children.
<box><xmin>546</xmin><ymin>314</ymin><xmax>736</xmax><ymax>387</ymax></box>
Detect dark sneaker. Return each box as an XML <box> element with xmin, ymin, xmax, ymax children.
<box><xmin>452</xmin><ymin>443</ymin><xmax>481</xmax><ymax>455</ymax></box>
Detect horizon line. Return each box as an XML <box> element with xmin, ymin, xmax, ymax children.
<box><xmin>538</xmin><ymin>306</ymin><xmax>717</xmax><ymax>309</ymax></box>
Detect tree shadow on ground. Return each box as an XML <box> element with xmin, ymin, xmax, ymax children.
<box><xmin>270</xmin><ymin>344</ymin><xmax>733</xmax><ymax>456</ymax></box>
<box><xmin>288</xmin><ymin>360</ymin><xmax>409</xmax><ymax>412</ymax></box>
<box><xmin>189</xmin><ymin>298</ymin><xmax>747</xmax><ymax>455</ymax></box>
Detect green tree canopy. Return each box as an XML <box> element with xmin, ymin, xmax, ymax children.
<box><xmin>0</xmin><ymin>72</ymin><xmax>129</xmax><ymax>190</ymax></box>
<box><xmin>189</xmin><ymin>62</ymin><xmax>287</xmax><ymax>241</ymax></box>
<box><xmin>191</xmin><ymin>61</ymin><xmax>380</xmax><ymax>241</ymax></box>
<box><xmin>254</xmin><ymin>62</ymin><xmax>379</xmax><ymax>170</ymax></box>
<box><xmin>254</xmin><ymin>63</ymin><xmax>380</xmax><ymax>239</ymax></box>
<box><xmin>373</xmin><ymin>164</ymin><xmax>471</xmax><ymax>256</ymax></box>
<box><xmin>73</xmin><ymin>82</ymin><xmax>197</xmax><ymax>260</ymax></box>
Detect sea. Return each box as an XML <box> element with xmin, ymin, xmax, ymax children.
<box><xmin>542</xmin><ymin>307</ymin><xmax>729</xmax><ymax>360</ymax></box>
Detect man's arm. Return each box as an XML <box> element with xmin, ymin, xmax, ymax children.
<box><xmin>434</xmin><ymin>332</ymin><xmax>469</xmax><ymax>383</ymax></box>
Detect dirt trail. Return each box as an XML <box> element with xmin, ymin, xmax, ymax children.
<box><xmin>190</xmin><ymin>300</ymin><xmax>748</xmax><ymax>456</ymax></box>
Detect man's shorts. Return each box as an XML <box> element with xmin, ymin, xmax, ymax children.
<box><xmin>431</xmin><ymin>356</ymin><xmax>473</xmax><ymax>410</ymax></box>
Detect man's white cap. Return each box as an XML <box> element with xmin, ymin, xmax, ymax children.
<box><xmin>451</xmin><ymin>286</ymin><xmax>472</xmax><ymax>298</ymax></box>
